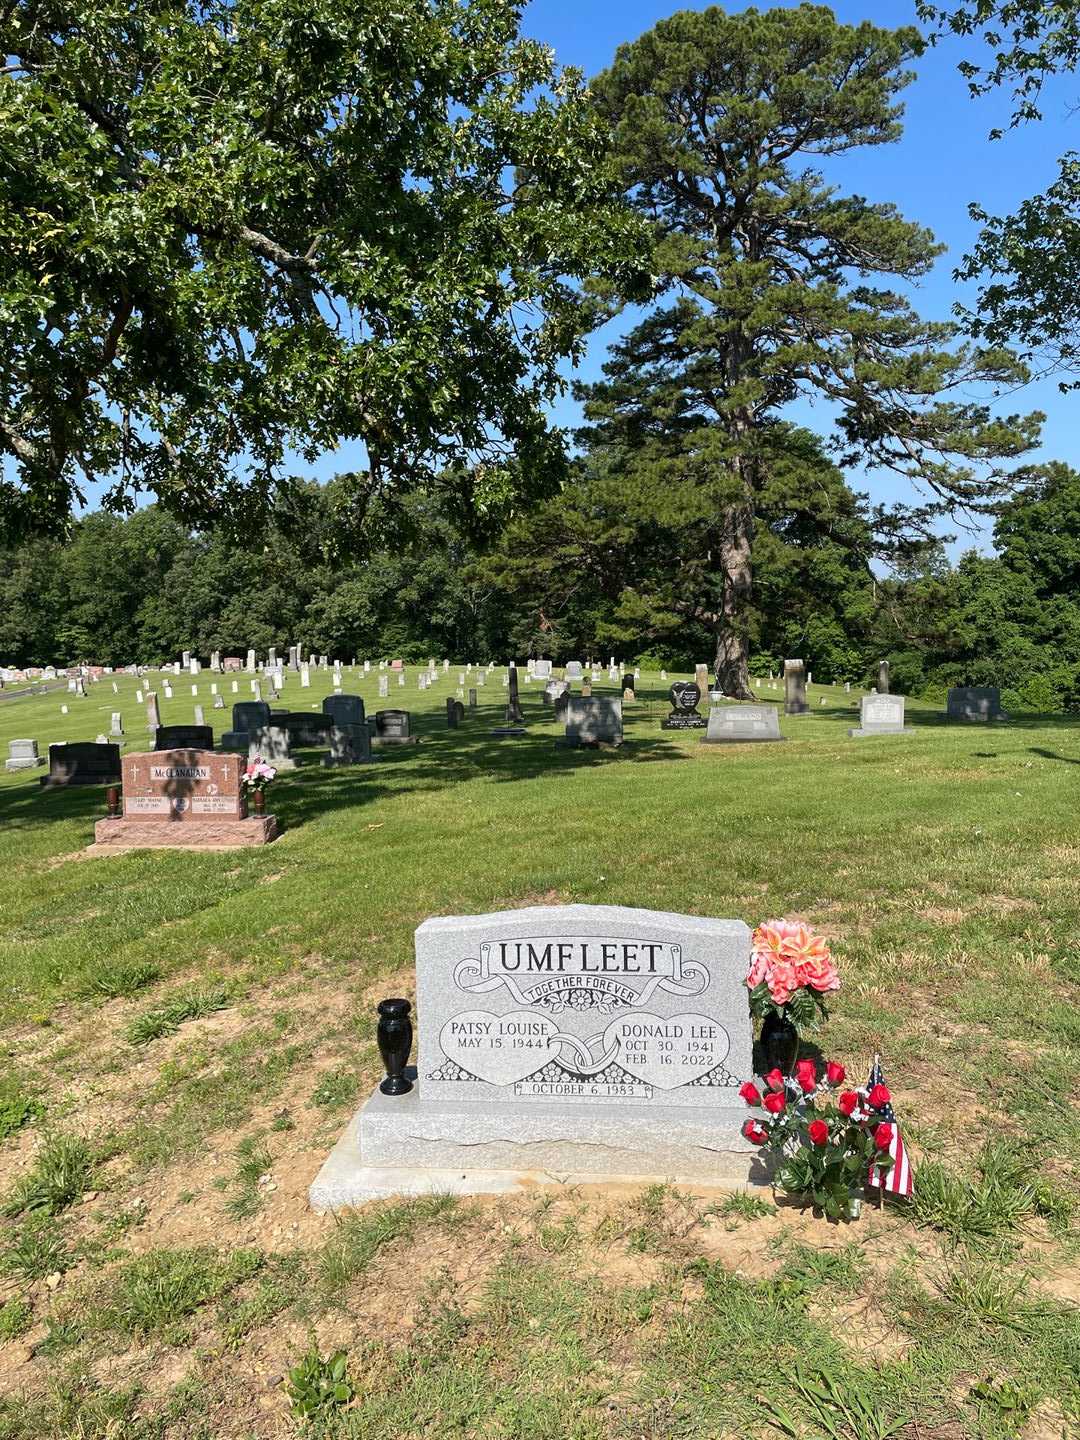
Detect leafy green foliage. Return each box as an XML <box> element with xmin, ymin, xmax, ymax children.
<box><xmin>0</xmin><ymin>1092</ymin><xmax>40</xmax><ymax>1143</ymax></box>
<box><xmin>286</xmin><ymin>1346</ymin><xmax>354</xmax><ymax>1420</ymax></box>
<box><xmin>318</xmin><ymin>1194</ymin><xmax>461</xmax><ymax>1292</ymax></box>
<box><xmin>0</xmin><ymin>0</ymin><xmax>648</xmax><ymax>541</ymax></box>
<box><xmin>74</xmin><ymin>960</ymin><xmax>160</xmax><ymax>1001</ymax></box>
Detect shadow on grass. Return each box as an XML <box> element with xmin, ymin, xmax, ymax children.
<box><xmin>0</xmin><ymin>705</ymin><xmax>686</xmax><ymax>840</ymax></box>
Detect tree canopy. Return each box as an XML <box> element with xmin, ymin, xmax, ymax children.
<box><xmin>0</xmin><ymin>0</ymin><xmax>647</xmax><ymax>541</ymax></box>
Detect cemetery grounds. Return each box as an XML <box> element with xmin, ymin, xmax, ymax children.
<box><xmin>0</xmin><ymin>671</ymin><xmax>1076</xmax><ymax>1440</ymax></box>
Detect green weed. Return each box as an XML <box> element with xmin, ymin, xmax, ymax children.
<box><xmin>286</xmin><ymin>1345</ymin><xmax>354</xmax><ymax>1420</ymax></box>
<box><xmin>319</xmin><ymin>1194</ymin><xmax>460</xmax><ymax>1292</ymax></box>
<box><xmin>125</xmin><ymin>984</ymin><xmax>230</xmax><ymax>1045</ymax></box>
<box><xmin>1</xmin><ymin>1135</ymin><xmax>92</xmax><ymax>1217</ymax></box>
<box><xmin>0</xmin><ymin>1297</ymin><xmax>31</xmax><ymax>1342</ymax></box>
<box><xmin>75</xmin><ymin>960</ymin><xmax>160</xmax><ymax>1000</ymax></box>
<box><xmin>0</xmin><ymin>1215</ymin><xmax>72</xmax><ymax>1280</ymax></box>
<box><xmin>91</xmin><ymin>1246</ymin><xmax>262</xmax><ymax>1342</ymax></box>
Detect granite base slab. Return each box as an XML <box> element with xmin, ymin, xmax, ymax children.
<box><xmin>372</xmin><ymin>736</ymin><xmax>420</xmax><ymax>746</ymax></box>
<box><xmin>5</xmin><ymin>758</ymin><xmax>45</xmax><ymax>770</ymax></box>
<box><xmin>90</xmin><ymin>815</ymin><xmax>279</xmax><ymax>850</ymax></box>
<box><xmin>846</xmin><ymin>726</ymin><xmax>916</xmax><ymax>738</ymax></box>
<box><xmin>310</xmin><ymin>1086</ymin><xmax>758</xmax><ymax>1209</ymax></box>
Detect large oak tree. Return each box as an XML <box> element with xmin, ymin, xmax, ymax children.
<box><xmin>0</xmin><ymin>0</ymin><xmax>647</xmax><ymax>541</ymax></box>
<box><xmin>588</xmin><ymin>3</ymin><xmax>1040</xmax><ymax>695</ymax></box>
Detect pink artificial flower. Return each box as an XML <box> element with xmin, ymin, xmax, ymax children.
<box><xmin>766</xmin><ymin>957</ymin><xmax>799</xmax><ymax>1006</ymax></box>
<box><xmin>745</xmin><ymin>949</ymin><xmax>768</xmax><ymax>989</ymax></box>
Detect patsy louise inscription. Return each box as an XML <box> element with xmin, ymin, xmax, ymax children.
<box><xmin>416</xmin><ymin>906</ymin><xmax>751</xmax><ymax>1109</ymax></box>
<box><xmin>121</xmin><ymin>749</ymin><xmax>243</xmax><ymax>820</ymax></box>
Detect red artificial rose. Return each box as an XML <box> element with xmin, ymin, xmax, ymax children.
<box><xmin>837</xmin><ymin>1091</ymin><xmax>859</xmax><ymax>1117</ymax></box>
<box><xmin>739</xmin><ymin>1082</ymin><xmax>762</xmax><ymax>1106</ymax></box>
<box><xmin>874</xmin><ymin>1122</ymin><xmax>893</xmax><ymax>1151</ymax></box>
<box><xmin>825</xmin><ymin>1060</ymin><xmax>846</xmax><ymax>1085</ymax></box>
<box><xmin>764</xmin><ymin>1068</ymin><xmax>785</xmax><ymax>1092</ymax></box>
<box><xmin>867</xmin><ymin>1083</ymin><xmax>891</xmax><ymax>1110</ymax></box>
<box><xmin>763</xmin><ymin>1091</ymin><xmax>786</xmax><ymax>1115</ymax></box>
<box><xmin>795</xmin><ymin>1058</ymin><xmax>817</xmax><ymax>1093</ymax></box>
<box><xmin>742</xmin><ymin>1119</ymin><xmax>768</xmax><ymax>1145</ymax></box>
<box><xmin>807</xmin><ymin>1118</ymin><xmax>829</xmax><ymax>1146</ymax></box>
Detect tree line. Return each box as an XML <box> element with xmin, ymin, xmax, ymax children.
<box><xmin>4</xmin><ymin>456</ymin><xmax>1080</xmax><ymax>713</ymax></box>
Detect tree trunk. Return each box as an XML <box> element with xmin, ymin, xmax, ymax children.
<box><xmin>713</xmin><ymin>501</ymin><xmax>754</xmax><ymax>698</ymax></box>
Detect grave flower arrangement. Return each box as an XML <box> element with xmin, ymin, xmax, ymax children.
<box><xmin>241</xmin><ymin>758</ymin><xmax>277</xmax><ymax>795</ymax></box>
<box><xmin>739</xmin><ymin>1060</ymin><xmax>894</xmax><ymax>1220</ymax></box>
<box><xmin>242</xmin><ymin>758</ymin><xmax>277</xmax><ymax>815</ymax></box>
<box><xmin>746</xmin><ymin>919</ymin><xmax>839</xmax><ymax>1073</ymax></box>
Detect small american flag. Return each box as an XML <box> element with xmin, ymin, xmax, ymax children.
<box><xmin>866</xmin><ymin>1055</ymin><xmax>914</xmax><ymax>1197</ymax></box>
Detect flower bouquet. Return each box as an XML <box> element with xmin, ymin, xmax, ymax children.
<box><xmin>747</xmin><ymin>919</ymin><xmax>839</xmax><ymax>1073</ymax></box>
<box><xmin>241</xmin><ymin>758</ymin><xmax>277</xmax><ymax>816</ymax></box>
<box><xmin>740</xmin><ymin>1059</ymin><xmax>894</xmax><ymax>1220</ymax></box>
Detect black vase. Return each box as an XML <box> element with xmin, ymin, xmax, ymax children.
<box><xmin>760</xmin><ymin>1012</ymin><xmax>799</xmax><ymax>1076</ymax></box>
<box><xmin>377</xmin><ymin>998</ymin><xmax>413</xmax><ymax>1096</ymax></box>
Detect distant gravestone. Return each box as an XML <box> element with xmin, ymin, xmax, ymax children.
<box><xmin>703</xmin><ymin>704</ymin><xmax>784</xmax><ymax>744</ymax></box>
<box><xmin>533</xmin><ymin>659</ymin><xmax>553</xmax><ymax>679</ymax></box>
<box><xmin>947</xmin><ymin>686</ymin><xmax>1005</xmax><ymax>722</ymax></box>
<box><xmin>110</xmin><ymin>712</ymin><xmax>124</xmax><ymax>736</ymax></box>
<box><xmin>193</xmin><ymin>704</ymin><xmax>206</xmax><ymax>728</ymax></box>
<box><xmin>784</xmin><ymin>659</ymin><xmax>808</xmax><ymax>716</ymax></box>
<box><xmin>155</xmin><ymin>724</ymin><xmax>214</xmax><ymax>751</ymax></box>
<box><xmin>323</xmin><ymin>694</ymin><xmax>365</xmax><ymax>729</ymax></box>
<box><xmin>621</xmin><ymin>673</ymin><xmax>635</xmax><ymax>700</ymax></box>
<box><xmin>468</xmin><ymin>688</ymin><xmax>477</xmax><ymax>710</ymax></box>
<box><xmin>233</xmin><ymin>701</ymin><xmax>271</xmax><ymax>733</ymax></box>
<box><xmin>562</xmin><ymin>696</ymin><xmax>622</xmax><ymax>746</ymax></box>
<box><xmin>849</xmin><ymin>694</ymin><xmax>912</xmax><ymax>738</ymax></box>
<box><xmin>310</xmin><ymin>904</ymin><xmax>754</xmax><ymax>1207</ymax></box>
<box><xmin>279</xmin><ymin>712</ymin><xmax>334</xmax><ymax>746</ymax></box>
<box><xmin>41</xmin><ymin>741</ymin><xmax>122</xmax><ymax>787</ymax></box>
<box><xmin>694</xmin><ymin>663</ymin><xmax>710</xmax><ymax>693</ymax></box>
<box><xmin>300</xmin><ymin>665</ymin><xmax>311</xmax><ymax>688</ymax></box>
<box><xmin>374</xmin><ymin>710</ymin><xmax>417</xmax><ymax>745</ymax></box>
<box><xmin>662</xmin><ymin>682</ymin><xmax>705</xmax><ymax>730</ymax></box>
<box><xmin>248</xmin><ymin>724</ymin><xmax>296</xmax><ymax>768</ymax></box>
<box><xmin>323</xmin><ymin>724</ymin><xmax>373</xmax><ymax>766</ymax></box>
<box><xmin>506</xmin><ymin>666</ymin><xmax>524</xmax><ymax>724</ymax></box>
<box><xmin>213</xmin><ymin>694</ymin><xmax>224</xmax><ymax>709</ymax></box>
<box><xmin>878</xmin><ymin>660</ymin><xmax>890</xmax><ymax>694</ymax></box>
<box><xmin>379</xmin><ymin>676</ymin><xmax>389</xmax><ymax>698</ymax></box>
<box><xmin>146</xmin><ymin>693</ymin><xmax>161</xmax><ymax>732</ymax></box>
<box><xmin>246</xmin><ymin>649</ymin><xmax>256</xmax><ymax>671</ymax></box>
<box><xmin>6</xmin><ymin>739</ymin><xmax>44</xmax><ymax>772</ymax></box>
<box><xmin>564</xmin><ymin>660</ymin><xmax>583</xmax><ymax>680</ymax></box>
<box><xmin>446</xmin><ymin>698</ymin><xmax>465</xmax><ymax>728</ymax></box>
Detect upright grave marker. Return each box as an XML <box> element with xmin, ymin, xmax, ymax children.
<box><xmin>947</xmin><ymin>687</ymin><xmax>1005</xmax><ymax>722</ymax></box>
<box><xmin>848</xmin><ymin>694</ymin><xmax>913</xmax><ymax>738</ymax></box>
<box><xmin>93</xmin><ymin>749</ymin><xmax>277</xmax><ymax>848</ymax></box>
<box><xmin>703</xmin><ymin>704</ymin><xmax>784</xmax><ymax>744</ymax></box>
<box><xmin>311</xmin><ymin>905</ymin><xmax>755</xmax><ymax>1207</ymax></box>
<box><xmin>661</xmin><ymin>682</ymin><xmax>706</xmax><ymax>730</ymax></box>
<box><xmin>784</xmin><ymin>659</ymin><xmax>808</xmax><ymax>716</ymax></box>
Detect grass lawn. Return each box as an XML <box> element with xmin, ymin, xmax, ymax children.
<box><xmin>0</xmin><ymin>667</ymin><xmax>1076</xmax><ymax>1439</ymax></box>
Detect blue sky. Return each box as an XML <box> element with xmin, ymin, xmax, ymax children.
<box><xmin>512</xmin><ymin>0</ymin><xmax>1080</xmax><ymax>555</ymax></box>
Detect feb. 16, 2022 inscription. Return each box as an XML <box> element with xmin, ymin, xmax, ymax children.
<box><xmin>416</xmin><ymin>907</ymin><xmax>752</xmax><ymax>1108</ymax></box>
